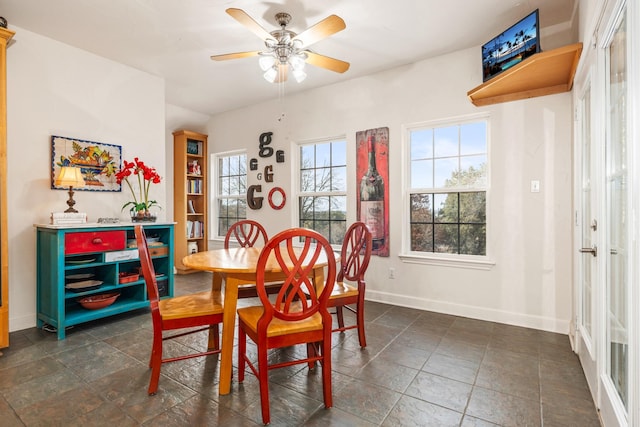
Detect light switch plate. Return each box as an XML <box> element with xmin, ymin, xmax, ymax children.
<box><xmin>531</xmin><ymin>180</ymin><xmax>540</xmax><ymax>193</ymax></box>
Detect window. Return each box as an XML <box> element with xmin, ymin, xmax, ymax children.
<box><xmin>297</xmin><ymin>138</ymin><xmax>347</xmax><ymax>245</ymax></box>
<box><xmin>214</xmin><ymin>151</ymin><xmax>247</xmax><ymax>237</ymax></box>
<box><xmin>407</xmin><ymin>117</ymin><xmax>488</xmax><ymax>256</ymax></box>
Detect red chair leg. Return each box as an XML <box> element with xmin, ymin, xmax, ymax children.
<box><xmin>356</xmin><ymin>297</ymin><xmax>367</xmax><ymax>348</ymax></box>
<box><xmin>207</xmin><ymin>324</ymin><xmax>220</xmax><ymax>351</ymax></box>
<box><xmin>148</xmin><ymin>338</ymin><xmax>163</xmax><ymax>395</ymax></box>
<box><xmin>336</xmin><ymin>306</ymin><xmax>345</xmax><ymax>329</ymax></box>
<box><xmin>321</xmin><ymin>337</ymin><xmax>333</xmax><ymax>408</ymax></box>
<box><xmin>257</xmin><ymin>345</ymin><xmax>271</xmax><ymax>425</ymax></box>
<box><xmin>238</xmin><ymin>325</ymin><xmax>246</xmax><ymax>383</ymax></box>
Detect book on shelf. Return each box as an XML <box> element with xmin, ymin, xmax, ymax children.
<box><xmin>188</xmin><ymin>179</ymin><xmax>202</xmax><ymax>194</ymax></box>
<box><xmin>188</xmin><ymin>199</ymin><xmax>196</xmax><ymax>214</ymax></box>
<box><xmin>186</xmin><ymin>220</ymin><xmax>204</xmax><ymax>238</ymax></box>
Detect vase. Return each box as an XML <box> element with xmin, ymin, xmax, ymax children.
<box><xmin>131</xmin><ymin>211</ymin><xmax>157</xmax><ymax>223</ymax></box>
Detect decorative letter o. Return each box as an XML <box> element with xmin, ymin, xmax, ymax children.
<box><xmin>268</xmin><ymin>187</ymin><xmax>286</xmax><ymax>210</ymax></box>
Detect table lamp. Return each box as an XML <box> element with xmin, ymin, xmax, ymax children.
<box><xmin>55</xmin><ymin>166</ymin><xmax>86</xmax><ymax>213</ymax></box>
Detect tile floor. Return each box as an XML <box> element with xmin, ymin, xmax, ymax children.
<box><xmin>0</xmin><ymin>272</ymin><xmax>601</xmax><ymax>426</ymax></box>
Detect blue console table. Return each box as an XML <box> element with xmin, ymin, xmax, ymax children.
<box><xmin>35</xmin><ymin>222</ymin><xmax>174</xmax><ymax>339</ymax></box>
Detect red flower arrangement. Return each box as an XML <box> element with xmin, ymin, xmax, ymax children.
<box><xmin>115</xmin><ymin>157</ymin><xmax>162</xmax><ymax>218</ymax></box>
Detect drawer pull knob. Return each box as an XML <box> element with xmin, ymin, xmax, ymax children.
<box><xmin>92</xmin><ymin>238</ymin><xmax>103</xmax><ymax>245</ymax></box>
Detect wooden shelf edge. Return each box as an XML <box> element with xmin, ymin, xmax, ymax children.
<box><xmin>468</xmin><ymin>42</ymin><xmax>583</xmax><ymax>106</ymax></box>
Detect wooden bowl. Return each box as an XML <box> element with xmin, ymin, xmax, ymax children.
<box><xmin>78</xmin><ymin>292</ymin><xmax>120</xmax><ymax>310</ymax></box>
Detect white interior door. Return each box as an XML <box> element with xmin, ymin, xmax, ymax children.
<box><xmin>600</xmin><ymin>6</ymin><xmax>630</xmax><ymax>426</ymax></box>
<box><xmin>575</xmin><ymin>77</ymin><xmax>599</xmax><ymax>398</ymax></box>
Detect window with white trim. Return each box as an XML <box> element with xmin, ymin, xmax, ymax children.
<box><xmin>407</xmin><ymin>118</ymin><xmax>488</xmax><ymax>256</ymax></box>
<box><xmin>297</xmin><ymin>138</ymin><xmax>347</xmax><ymax>245</ymax></box>
<box><xmin>214</xmin><ymin>151</ymin><xmax>247</xmax><ymax>238</ymax></box>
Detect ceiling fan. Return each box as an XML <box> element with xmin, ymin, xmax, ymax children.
<box><xmin>211</xmin><ymin>8</ymin><xmax>350</xmax><ymax>83</ymax></box>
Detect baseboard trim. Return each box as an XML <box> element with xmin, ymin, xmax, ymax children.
<box><xmin>367</xmin><ymin>290</ymin><xmax>569</xmax><ymax>334</ymax></box>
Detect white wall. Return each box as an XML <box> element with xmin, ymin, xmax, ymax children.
<box><xmin>7</xmin><ymin>27</ymin><xmax>166</xmax><ymax>331</ymax></box>
<box><xmin>207</xmin><ymin>46</ymin><xmax>574</xmax><ymax>333</ymax></box>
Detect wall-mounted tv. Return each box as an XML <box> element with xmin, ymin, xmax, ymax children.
<box><xmin>482</xmin><ymin>9</ymin><xmax>541</xmax><ymax>82</ymax></box>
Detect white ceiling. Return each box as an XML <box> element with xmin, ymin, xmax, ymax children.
<box><xmin>2</xmin><ymin>0</ymin><xmax>576</xmax><ymax>116</ymax></box>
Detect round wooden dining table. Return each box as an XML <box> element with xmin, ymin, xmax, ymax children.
<box><xmin>182</xmin><ymin>246</ymin><xmax>334</xmax><ymax>395</ymax></box>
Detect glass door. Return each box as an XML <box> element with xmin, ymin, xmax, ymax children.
<box><xmin>605</xmin><ymin>9</ymin><xmax>628</xmax><ymax>412</ymax></box>
<box><xmin>576</xmin><ymin>80</ymin><xmax>598</xmax><ymax>393</ymax></box>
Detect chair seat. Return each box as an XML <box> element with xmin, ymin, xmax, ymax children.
<box><xmin>159</xmin><ymin>290</ymin><xmax>223</xmax><ymax>320</ymax></box>
<box><xmin>330</xmin><ymin>281</ymin><xmax>358</xmax><ymax>299</ymax></box>
<box><xmin>238</xmin><ymin>303</ymin><xmax>323</xmax><ymax>337</ymax></box>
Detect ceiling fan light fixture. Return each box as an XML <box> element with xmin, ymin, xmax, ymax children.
<box><xmin>292</xmin><ymin>68</ymin><xmax>307</xmax><ymax>83</ymax></box>
<box><xmin>263</xmin><ymin>66</ymin><xmax>278</xmax><ymax>83</ymax></box>
<box><xmin>258</xmin><ymin>54</ymin><xmax>276</xmax><ymax>71</ymax></box>
<box><xmin>289</xmin><ymin>54</ymin><xmax>306</xmax><ymax>71</ymax></box>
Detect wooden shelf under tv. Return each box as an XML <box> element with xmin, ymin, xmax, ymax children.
<box><xmin>467</xmin><ymin>43</ymin><xmax>583</xmax><ymax>107</ymax></box>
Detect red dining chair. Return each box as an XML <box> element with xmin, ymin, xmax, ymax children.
<box><xmin>224</xmin><ymin>219</ymin><xmax>281</xmax><ymax>299</ymax></box>
<box><xmin>330</xmin><ymin>221</ymin><xmax>372</xmax><ymax>347</ymax></box>
<box><xmin>224</xmin><ymin>219</ymin><xmax>268</xmax><ymax>248</ymax></box>
<box><xmin>135</xmin><ymin>225</ymin><xmax>224</xmax><ymax>395</ymax></box>
<box><xmin>237</xmin><ymin>228</ymin><xmax>337</xmax><ymax>425</ymax></box>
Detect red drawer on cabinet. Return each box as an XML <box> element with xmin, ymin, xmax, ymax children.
<box><xmin>65</xmin><ymin>231</ymin><xmax>126</xmax><ymax>255</ymax></box>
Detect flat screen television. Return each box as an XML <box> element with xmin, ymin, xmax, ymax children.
<box><xmin>482</xmin><ymin>9</ymin><xmax>541</xmax><ymax>82</ymax></box>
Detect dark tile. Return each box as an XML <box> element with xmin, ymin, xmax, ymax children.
<box><xmin>304</xmin><ymin>405</ymin><xmax>377</xmax><ymax>426</ymax></box>
<box><xmin>0</xmin><ymin>341</ymin><xmax>50</xmax><ymax>370</ymax></box>
<box><xmin>241</xmin><ymin>381</ymin><xmax>324</xmax><ymax>426</ymax></box>
<box><xmin>0</xmin><ymin>394</ymin><xmax>24</xmax><ymax>427</ymax></box>
<box><xmin>460</xmin><ymin>415</ymin><xmax>501</xmax><ymax>426</ymax></box>
<box><xmin>405</xmin><ymin>371</ymin><xmax>472</xmax><ymax>412</ymax></box>
<box><xmin>422</xmin><ymin>353</ymin><xmax>480</xmax><ymax>384</ymax></box>
<box><xmin>333</xmin><ymin>377</ymin><xmax>402</xmax><ymax>424</ymax></box>
<box><xmin>354</xmin><ymin>357</ymin><xmax>419</xmax><ymax>392</ymax></box>
<box><xmin>14</xmin><ymin>385</ymin><xmax>104</xmax><ymax>426</ymax></box>
<box><xmin>542</xmin><ymin>396</ymin><xmax>601</xmax><ymax>427</ymax></box>
<box><xmin>285</xmin><ymin>363</ymin><xmax>351</xmax><ymax>401</ymax></box>
<box><xmin>466</xmin><ymin>386</ymin><xmax>541</xmax><ymax>426</ymax></box>
<box><xmin>394</xmin><ymin>329</ymin><xmax>442</xmax><ymax>352</ymax></box>
<box><xmin>540</xmin><ymin>358</ymin><xmax>590</xmax><ymax>394</ymax></box>
<box><xmin>142</xmin><ymin>394</ymin><xmax>258</xmax><ymax>426</ymax></box>
<box><xmin>88</xmin><ymin>365</ymin><xmax>196</xmax><ymax>424</ymax></box>
<box><xmin>435</xmin><ymin>336</ymin><xmax>487</xmax><ymax>363</ymax></box>
<box><xmin>372</xmin><ymin>306</ymin><xmax>422</xmax><ymax>329</ymax></box>
<box><xmin>0</xmin><ymin>356</ymin><xmax>66</xmax><ymax>391</ymax></box>
<box><xmin>362</xmin><ymin>300</ymin><xmax>393</xmax><ymax>323</ymax></box>
<box><xmin>539</xmin><ymin>340</ymin><xmax>578</xmax><ymax>363</ymax></box>
<box><xmin>382</xmin><ymin>394</ymin><xmax>462</xmax><ymax>427</ymax></box>
<box><xmin>443</xmin><ymin>327</ymin><xmax>492</xmax><ymax>347</ymax></box>
<box><xmin>2</xmin><ymin>368</ymin><xmax>84</xmax><ymax>410</ymax></box>
<box><xmin>481</xmin><ymin>347</ymin><xmax>539</xmax><ymax>378</ymax></box>
<box><xmin>54</xmin><ymin>341</ymin><xmax>141</xmax><ymax>382</ymax></box>
<box><xmin>475</xmin><ymin>363</ymin><xmax>540</xmax><ymax>401</ymax></box>
<box><xmin>68</xmin><ymin>401</ymin><xmax>140</xmax><ymax>427</ymax></box>
<box><xmin>376</xmin><ymin>341</ymin><xmax>431</xmax><ymax>370</ymax></box>
<box><xmin>488</xmin><ymin>333</ymin><xmax>540</xmax><ymax>356</ymax></box>
<box><xmin>331</xmin><ymin>346</ymin><xmax>374</xmax><ymax>375</ymax></box>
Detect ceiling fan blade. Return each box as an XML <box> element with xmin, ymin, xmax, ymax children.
<box><xmin>226</xmin><ymin>8</ymin><xmax>275</xmax><ymax>42</ymax></box>
<box><xmin>210</xmin><ymin>51</ymin><xmax>261</xmax><ymax>61</ymax></box>
<box><xmin>274</xmin><ymin>64</ymin><xmax>288</xmax><ymax>83</ymax></box>
<box><xmin>305</xmin><ymin>51</ymin><xmax>350</xmax><ymax>73</ymax></box>
<box><xmin>292</xmin><ymin>15</ymin><xmax>346</xmax><ymax>48</ymax></box>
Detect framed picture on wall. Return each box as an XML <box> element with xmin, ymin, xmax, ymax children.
<box><xmin>51</xmin><ymin>135</ymin><xmax>122</xmax><ymax>192</ymax></box>
<box><xmin>356</xmin><ymin>127</ymin><xmax>389</xmax><ymax>257</ymax></box>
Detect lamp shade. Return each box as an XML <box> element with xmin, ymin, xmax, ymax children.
<box><xmin>258</xmin><ymin>55</ymin><xmax>276</xmax><ymax>71</ymax></box>
<box><xmin>55</xmin><ymin>166</ymin><xmax>86</xmax><ymax>188</ymax></box>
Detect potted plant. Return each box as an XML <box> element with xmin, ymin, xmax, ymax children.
<box><xmin>115</xmin><ymin>157</ymin><xmax>162</xmax><ymax>222</ymax></box>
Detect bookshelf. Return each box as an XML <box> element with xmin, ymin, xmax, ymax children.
<box><xmin>173</xmin><ymin>130</ymin><xmax>208</xmax><ymax>274</ymax></box>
